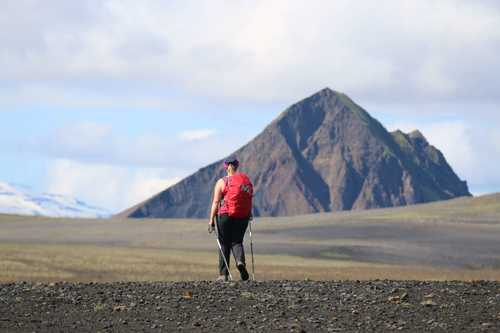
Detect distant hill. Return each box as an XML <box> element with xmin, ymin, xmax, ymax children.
<box><xmin>266</xmin><ymin>192</ymin><xmax>499</xmax><ymax>225</ymax></box>
<box><xmin>0</xmin><ymin>182</ymin><xmax>110</xmax><ymax>218</ymax></box>
<box><xmin>119</xmin><ymin>88</ymin><xmax>471</xmax><ymax>218</ymax></box>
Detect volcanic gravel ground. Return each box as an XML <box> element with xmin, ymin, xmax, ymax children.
<box><xmin>1</xmin><ymin>280</ymin><xmax>499</xmax><ymax>332</ymax></box>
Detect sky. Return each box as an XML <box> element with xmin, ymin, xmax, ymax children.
<box><xmin>1</xmin><ymin>0</ymin><xmax>500</xmax><ymax>212</ymax></box>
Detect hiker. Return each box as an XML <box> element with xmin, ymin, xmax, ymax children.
<box><xmin>209</xmin><ymin>158</ymin><xmax>253</xmax><ymax>281</ymax></box>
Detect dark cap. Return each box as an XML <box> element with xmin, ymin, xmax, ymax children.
<box><xmin>223</xmin><ymin>158</ymin><xmax>239</xmax><ymax>169</ymax></box>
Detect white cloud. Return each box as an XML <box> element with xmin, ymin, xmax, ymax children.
<box><xmin>1</xmin><ymin>0</ymin><xmax>500</xmax><ymax>104</ymax></box>
<box><xmin>25</xmin><ymin>122</ymin><xmax>117</xmax><ymax>164</ymax></box>
<box><xmin>46</xmin><ymin>159</ymin><xmax>181</xmax><ymax>212</ymax></box>
<box><xmin>414</xmin><ymin>58</ymin><xmax>457</xmax><ymax>96</ymax></box>
<box><xmin>2</xmin><ymin>0</ymin><xmax>500</xmax><ymax>198</ymax></box>
<box><xmin>25</xmin><ymin>122</ymin><xmax>236</xmax><ymax>171</ymax></box>
<box><xmin>0</xmin><ymin>83</ymin><xmax>175</xmax><ymax>110</ymax></box>
<box><xmin>37</xmin><ymin>123</ymin><xmax>235</xmax><ymax>212</ymax></box>
<box><xmin>178</xmin><ymin>129</ymin><xmax>216</xmax><ymax>142</ymax></box>
<box><xmin>49</xmin><ymin>122</ymin><xmax>113</xmax><ymax>157</ymax></box>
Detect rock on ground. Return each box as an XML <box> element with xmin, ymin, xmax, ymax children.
<box><xmin>0</xmin><ymin>280</ymin><xmax>499</xmax><ymax>332</ymax></box>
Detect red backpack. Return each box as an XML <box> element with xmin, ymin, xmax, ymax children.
<box><xmin>221</xmin><ymin>173</ymin><xmax>253</xmax><ymax>219</ymax></box>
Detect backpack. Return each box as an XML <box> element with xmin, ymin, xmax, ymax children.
<box><xmin>222</xmin><ymin>173</ymin><xmax>253</xmax><ymax>218</ymax></box>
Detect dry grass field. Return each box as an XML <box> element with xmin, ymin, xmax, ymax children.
<box><xmin>0</xmin><ymin>194</ymin><xmax>499</xmax><ymax>282</ymax></box>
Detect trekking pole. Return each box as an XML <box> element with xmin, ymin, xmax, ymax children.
<box><xmin>249</xmin><ymin>219</ymin><xmax>255</xmax><ymax>281</ymax></box>
<box><xmin>210</xmin><ymin>219</ymin><xmax>233</xmax><ymax>281</ymax></box>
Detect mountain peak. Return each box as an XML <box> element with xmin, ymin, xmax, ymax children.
<box><xmin>303</xmin><ymin>87</ymin><xmax>347</xmax><ymax>103</ymax></box>
<box><xmin>408</xmin><ymin>129</ymin><xmax>428</xmax><ymax>143</ymax></box>
<box><xmin>277</xmin><ymin>87</ymin><xmax>367</xmax><ymax>124</ymax></box>
<box><xmin>316</xmin><ymin>87</ymin><xmax>341</xmax><ymax>96</ymax></box>
<box><xmin>120</xmin><ymin>89</ymin><xmax>471</xmax><ymax>218</ymax></box>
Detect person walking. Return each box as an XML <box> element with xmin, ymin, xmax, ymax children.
<box><xmin>209</xmin><ymin>158</ymin><xmax>253</xmax><ymax>281</ymax></box>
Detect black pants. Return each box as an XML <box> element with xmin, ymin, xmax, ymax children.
<box><xmin>216</xmin><ymin>214</ymin><xmax>249</xmax><ymax>276</ymax></box>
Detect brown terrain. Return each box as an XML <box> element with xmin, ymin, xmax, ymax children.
<box><xmin>1</xmin><ymin>193</ymin><xmax>499</xmax><ymax>283</ymax></box>
<box><xmin>1</xmin><ymin>194</ymin><xmax>500</xmax><ymax>332</ymax></box>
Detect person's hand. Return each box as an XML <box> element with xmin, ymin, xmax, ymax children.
<box><xmin>208</xmin><ymin>216</ymin><xmax>215</xmax><ymax>233</ymax></box>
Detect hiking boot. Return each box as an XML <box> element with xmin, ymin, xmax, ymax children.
<box><xmin>215</xmin><ymin>275</ymin><xmax>228</xmax><ymax>282</ymax></box>
<box><xmin>236</xmin><ymin>262</ymin><xmax>249</xmax><ymax>281</ymax></box>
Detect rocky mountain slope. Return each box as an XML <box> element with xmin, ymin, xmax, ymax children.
<box><xmin>0</xmin><ymin>182</ymin><xmax>110</xmax><ymax>218</ymax></box>
<box><xmin>120</xmin><ymin>88</ymin><xmax>470</xmax><ymax>218</ymax></box>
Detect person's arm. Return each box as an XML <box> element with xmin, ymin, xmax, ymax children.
<box><xmin>209</xmin><ymin>179</ymin><xmax>224</xmax><ymax>226</ymax></box>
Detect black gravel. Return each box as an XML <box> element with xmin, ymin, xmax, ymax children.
<box><xmin>1</xmin><ymin>280</ymin><xmax>499</xmax><ymax>332</ymax></box>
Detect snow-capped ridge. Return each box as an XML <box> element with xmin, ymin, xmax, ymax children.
<box><xmin>0</xmin><ymin>181</ymin><xmax>110</xmax><ymax>218</ymax></box>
